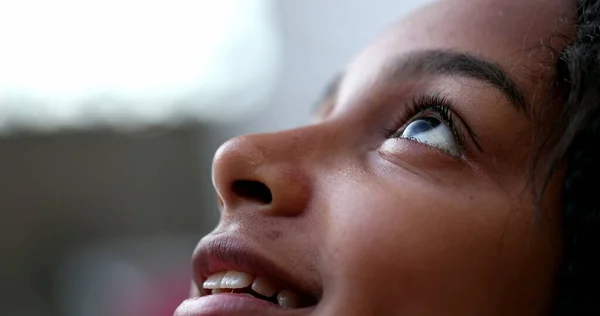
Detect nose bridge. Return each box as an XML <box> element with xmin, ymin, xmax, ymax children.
<box><xmin>278</xmin><ymin>123</ymin><xmax>345</xmax><ymax>161</ymax></box>
<box><xmin>240</xmin><ymin>126</ymin><xmax>323</xmax><ymax>162</ymax></box>
<box><xmin>213</xmin><ymin>124</ymin><xmax>334</xmax><ymax>175</ymax></box>
<box><xmin>211</xmin><ymin>124</ymin><xmax>336</xmax><ymax>217</ymax></box>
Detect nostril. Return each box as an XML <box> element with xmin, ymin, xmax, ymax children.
<box><xmin>232</xmin><ymin>180</ymin><xmax>273</xmax><ymax>204</ymax></box>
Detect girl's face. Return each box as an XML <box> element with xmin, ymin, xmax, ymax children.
<box><xmin>176</xmin><ymin>0</ymin><xmax>576</xmax><ymax>315</ymax></box>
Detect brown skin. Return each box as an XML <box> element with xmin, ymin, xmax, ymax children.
<box><xmin>191</xmin><ymin>0</ymin><xmax>577</xmax><ymax>315</ymax></box>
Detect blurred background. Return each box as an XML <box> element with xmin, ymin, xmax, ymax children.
<box><xmin>0</xmin><ymin>0</ymin><xmax>431</xmax><ymax>315</ymax></box>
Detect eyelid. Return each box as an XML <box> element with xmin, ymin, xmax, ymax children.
<box><xmin>396</xmin><ymin>107</ymin><xmax>466</xmax><ymax>155</ymax></box>
<box><xmin>384</xmin><ymin>92</ymin><xmax>483</xmax><ymax>155</ymax></box>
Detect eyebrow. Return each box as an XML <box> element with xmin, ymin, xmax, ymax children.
<box><xmin>314</xmin><ymin>49</ymin><xmax>528</xmax><ymax>115</ymax></box>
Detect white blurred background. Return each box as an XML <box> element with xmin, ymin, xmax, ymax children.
<box><xmin>0</xmin><ymin>0</ymin><xmax>281</xmax><ymax>131</ymax></box>
<box><xmin>0</xmin><ymin>1</ymin><xmax>432</xmax><ymax>315</ymax></box>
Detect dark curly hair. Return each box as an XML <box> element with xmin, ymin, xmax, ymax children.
<box><xmin>548</xmin><ymin>0</ymin><xmax>600</xmax><ymax>314</ymax></box>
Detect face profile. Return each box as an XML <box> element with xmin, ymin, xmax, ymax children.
<box><xmin>175</xmin><ymin>0</ymin><xmax>600</xmax><ymax>315</ymax></box>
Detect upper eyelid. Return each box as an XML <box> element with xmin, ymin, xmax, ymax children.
<box><xmin>420</xmin><ymin>93</ymin><xmax>483</xmax><ymax>153</ymax></box>
<box><xmin>398</xmin><ymin>106</ymin><xmax>466</xmax><ymax>151</ymax></box>
<box><xmin>392</xmin><ymin>94</ymin><xmax>484</xmax><ymax>154</ymax></box>
<box><xmin>443</xmin><ymin>107</ymin><xmax>484</xmax><ymax>153</ymax></box>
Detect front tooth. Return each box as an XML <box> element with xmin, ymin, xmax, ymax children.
<box><xmin>203</xmin><ymin>271</ymin><xmax>227</xmax><ymax>289</ymax></box>
<box><xmin>277</xmin><ymin>289</ymin><xmax>301</xmax><ymax>309</ymax></box>
<box><xmin>251</xmin><ymin>276</ymin><xmax>278</xmax><ymax>297</ymax></box>
<box><xmin>221</xmin><ymin>271</ymin><xmax>255</xmax><ymax>289</ymax></box>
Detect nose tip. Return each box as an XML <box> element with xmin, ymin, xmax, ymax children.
<box><xmin>212</xmin><ymin>133</ymin><xmax>312</xmax><ymax>217</ymax></box>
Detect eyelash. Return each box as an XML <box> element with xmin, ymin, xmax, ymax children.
<box><xmin>383</xmin><ymin>92</ymin><xmax>467</xmax><ymax>153</ymax></box>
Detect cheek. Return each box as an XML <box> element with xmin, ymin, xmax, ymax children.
<box><xmin>320</xmin><ymin>174</ymin><xmax>560</xmax><ymax>313</ymax></box>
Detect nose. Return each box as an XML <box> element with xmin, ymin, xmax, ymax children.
<box><xmin>212</xmin><ymin>131</ymin><xmax>313</xmax><ymax>217</ymax></box>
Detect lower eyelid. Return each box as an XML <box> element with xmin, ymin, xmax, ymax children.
<box><xmin>378</xmin><ymin>139</ymin><xmax>466</xmax><ymax>164</ymax></box>
<box><xmin>381</xmin><ymin>119</ymin><xmax>465</xmax><ymax>158</ymax></box>
<box><xmin>407</xmin><ymin>137</ymin><xmax>462</xmax><ymax>157</ymax></box>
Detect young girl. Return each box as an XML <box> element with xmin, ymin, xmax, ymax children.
<box><xmin>175</xmin><ymin>0</ymin><xmax>600</xmax><ymax>315</ymax></box>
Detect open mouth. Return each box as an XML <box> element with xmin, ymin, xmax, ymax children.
<box><xmin>202</xmin><ymin>270</ymin><xmax>317</xmax><ymax>309</ymax></box>
<box><xmin>181</xmin><ymin>235</ymin><xmax>322</xmax><ymax>315</ymax></box>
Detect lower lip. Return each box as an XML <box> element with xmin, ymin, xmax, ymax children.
<box><xmin>174</xmin><ymin>293</ymin><xmax>312</xmax><ymax>316</ymax></box>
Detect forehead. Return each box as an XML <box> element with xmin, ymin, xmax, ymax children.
<box><xmin>338</xmin><ymin>0</ymin><xmax>575</xmax><ymax>106</ymax></box>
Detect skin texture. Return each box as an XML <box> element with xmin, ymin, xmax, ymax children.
<box><xmin>187</xmin><ymin>0</ymin><xmax>578</xmax><ymax>315</ymax></box>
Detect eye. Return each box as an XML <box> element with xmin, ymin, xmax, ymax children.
<box><xmin>398</xmin><ymin>116</ymin><xmax>461</xmax><ymax>156</ymax></box>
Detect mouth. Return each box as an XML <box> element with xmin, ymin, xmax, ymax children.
<box><xmin>175</xmin><ymin>235</ymin><xmax>320</xmax><ymax>316</ymax></box>
<box><xmin>202</xmin><ymin>270</ymin><xmax>316</xmax><ymax>308</ymax></box>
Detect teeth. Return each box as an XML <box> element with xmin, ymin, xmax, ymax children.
<box><xmin>203</xmin><ymin>271</ymin><xmax>226</xmax><ymax>289</ymax></box>
<box><xmin>251</xmin><ymin>276</ymin><xmax>278</xmax><ymax>297</ymax></box>
<box><xmin>203</xmin><ymin>270</ymin><xmax>307</xmax><ymax>309</ymax></box>
<box><xmin>220</xmin><ymin>271</ymin><xmax>255</xmax><ymax>289</ymax></box>
<box><xmin>277</xmin><ymin>289</ymin><xmax>302</xmax><ymax>309</ymax></box>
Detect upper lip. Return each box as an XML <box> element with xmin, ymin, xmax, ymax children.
<box><xmin>192</xmin><ymin>234</ymin><xmax>321</xmax><ymax>301</ymax></box>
